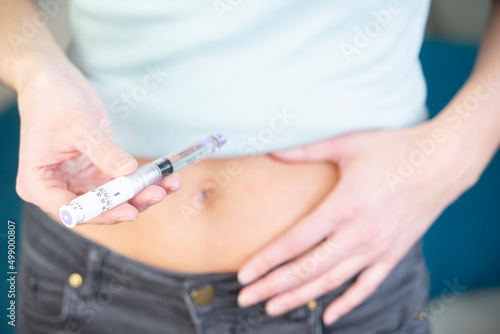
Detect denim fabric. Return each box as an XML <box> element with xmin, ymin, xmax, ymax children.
<box><xmin>18</xmin><ymin>203</ymin><xmax>430</xmax><ymax>334</ymax></box>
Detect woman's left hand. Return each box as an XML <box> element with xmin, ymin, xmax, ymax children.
<box><xmin>237</xmin><ymin>120</ymin><xmax>480</xmax><ymax>325</ymax></box>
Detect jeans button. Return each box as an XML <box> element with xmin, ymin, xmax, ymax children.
<box><xmin>307</xmin><ymin>300</ymin><xmax>317</xmax><ymax>310</ymax></box>
<box><xmin>68</xmin><ymin>273</ymin><xmax>83</xmax><ymax>288</ymax></box>
<box><xmin>191</xmin><ymin>284</ymin><xmax>215</xmax><ymax>306</ymax></box>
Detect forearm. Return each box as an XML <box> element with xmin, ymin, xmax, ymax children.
<box><xmin>0</xmin><ymin>0</ymin><xmax>69</xmax><ymax>92</ymax></box>
<box><xmin>430</xmin><ymin>0</ymin><xmax>500</xmax><ymax>184</ymax></box>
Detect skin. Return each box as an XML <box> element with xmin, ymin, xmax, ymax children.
<box><xmin>70</xmin><ymin>156</ymin><xmax>338</xmax><ymax>273</ymax></box>
<box><xmin>238</xmin><ymin>1</ymin><xmax>500</xmax><ymax>325</ymax></box>
<box><xmin>1</xmin><ymin>0</ymin><xmax>181</xmax><ymax>223</ymax></box>
<box><xmin>1</xmin><ymin>0</ymin><xmax>500</xmax><ymax>328</ymax></box>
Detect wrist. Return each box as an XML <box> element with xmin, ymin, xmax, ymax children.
<box><xmin>416</xmin><ymin>116</ymin><xmax>485</xmax><ymax>193</ymax></box>
<box><xmin>13</xmin><ymin>49</ymin><xmax>71</xmax><ymax>93</ymax></box>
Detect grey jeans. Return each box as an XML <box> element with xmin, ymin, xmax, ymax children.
<box><xmin>18</xmin><ymin>203</ymin><xmax>430</xmax><ymax>334</ymax></box>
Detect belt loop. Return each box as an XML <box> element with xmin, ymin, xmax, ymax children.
<box><xmin>184</xmin><ymin>279</ymin><xmax>208</xmax><ymax>334</ymax></box>
<box><xmin>310</xmin><ymin>297</ymin><xmax>324</xmax><ymax>334</ymax></box>
<box><xmin>80</xmin><ymin>244</ymin><xmax>108</xmax><ymax>300</ymax></box>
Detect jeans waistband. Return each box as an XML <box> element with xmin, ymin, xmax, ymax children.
<box><xmin>22</xmin><ymin>203</ymin><xmax>242</xmax><ymax>306</ymax></box>
<box><xmin>20</xmin><ymin>203</ymin><xmax>429</xmax><ymax>334</ymax></box>
<box><xmin>21</xmin><ymin>203</ymin><xmax>332</xmax><ymax>334</ymax></box>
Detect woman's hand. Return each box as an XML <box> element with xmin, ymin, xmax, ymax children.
<box><xmin>15</xmin><ymin>59</ymin><xmax>181</xmax><ymax>225</ymax></box>
<box><xmin>237</xmin><ymin>120</ymin><xmax>481</xmax><ymax>325</ymax></box>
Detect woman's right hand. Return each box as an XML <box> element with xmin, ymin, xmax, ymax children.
<box><xmin>15</xmin><ymin>58</ymin><xmax>181</xmax><ymax>225</ymax></box>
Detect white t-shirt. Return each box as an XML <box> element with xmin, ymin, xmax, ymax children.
<box><xmin>68</xmin><ymin>0</ymin><xmax>430</xmax><ymax>158</ymax></box>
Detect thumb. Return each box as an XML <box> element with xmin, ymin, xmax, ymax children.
<box><xmin>271</xmin><ymin>135</ymin><xmax>356</xmax><ymax>163</ymax></box>
<box><xmin>77</xmin><ymin>132</ymin><xmax>138</xmax><ymax>178</ymax></box>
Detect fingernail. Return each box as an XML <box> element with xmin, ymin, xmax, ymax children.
<box><xmin>170</xmin><ymin>183</ymin><xmax>182</xmax><ymax>191</ymax></box>
<box><xmin>118</xmin><ymin>216</ymin><xmax>136</xmax><ymax>222</ymax></box>
<box><xmin>113</xmin><ymin>156</ymin><xmax>137</xmax><ymax>173</ymax></box>
<box><xmin>138</xmin><ymin>206</ymin><xmax>150</xmax><ymax>214</ymax></box>
<box><xmin>266</xmin><ymin>300</ymin><xmax>285</xmax><ymax>316</ymax></box>
<box><xmin>324</xmin><ymin>314</ymin><xmax>338</xmax><ymax>326</ymax></box>
<box><xmin>238</xmin><ymin>292</ymin><xmax>259</xmax><ymax>308</ymax></box>
<box><xmin>169</xmin><ymin>175</ymin><xmax>182</xmax><ymax>191</ymax></box>
<box><xmin>238</xmin><ymin>268</ymin><xmax>258</xmax><ymax>285</ymax></box>
<box><xmin>147</xmin><ymin>198</ymin><xmax>163</xmax><ymax>206</ymax></box>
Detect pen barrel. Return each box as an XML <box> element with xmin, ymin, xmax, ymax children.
<box><xmin>61</xmin><ymin>164</ymin><xmax>162</xmax><ymax>227</ymax></box>
<box><xmin>64</xmin><ymin>177</ymin><xmax>135</xmax><ymax>225</ymax></box>
<box><xmin>60</xmin><ymin>135</ymin><xmax>226</xmax><ymax>228</ymax></box>
<box><xmin>126</xmin><ymin>163</ymin><xmax>163</xmax><ymax>196</ymax></box>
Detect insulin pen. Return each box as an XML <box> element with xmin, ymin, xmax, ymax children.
<box><xmin>59</xmin><ymin>134</ymin><xmax>226</xmax><ymax>228</ymax></box>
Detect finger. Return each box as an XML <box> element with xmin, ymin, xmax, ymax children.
<box><xmin>238</xmin><ymin>235</ymin><xmax>344</xmax><ymax>307</ymax></box>
<box><xmin>264</xmin><ymin>256</ymin><xmax>368</xmax><ymax>316</ymax></box>
<box><xmin>238</xmin><ymin>188</ymin><xmax>349</xmax><ymax>285</ymax></box>
<box><xmin>322</xmin><ymin>262</ymin><xmax>393</xmax><ymax>325</ymax></box>
<box><xmin>19</xmin><ymin>182</ymin><xmax>78</xmax><ymax>217</ymax></box>
<box><xmin>160</xmin><ymin>172</ymin><xmax>182</xmax><ymax>195</ymax></box>
<box><xmin>271</xmin><ymin>135</ymin><xmax>355</xmax><ymax>163</ymax></box>
<box><xmin>28</xmin><ymin>177</ymin><xmax>139</xmax><ymax>226</ymax></box>
<box><xmin>82</xmin><ymin>202</ymin><xmax>139</xmax><ymax>225</ymax></box>
<box><xmin>128</xmin><ymin>173</ymin><xmax>182</xmax><ymax>212</ymax></box>
<box><xmin>128</xmin><ymin>185</ymin><xmax>167</xmax><ymax>213</ymax></box>
<box><xmin>72</xmin><ymin>127</ymin><xmax>138</xmax><ymax>178</ymax></box>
